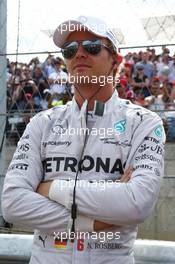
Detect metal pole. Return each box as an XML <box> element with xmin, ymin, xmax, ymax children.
<box><xmin>0</xmin><ymin>0</ymin><xmax>7</xmax><ymax>226</ymax></box>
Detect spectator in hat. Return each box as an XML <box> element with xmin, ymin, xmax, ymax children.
<box><xmin>116</xmin><ymin>78</ymin><xmax>127</xmax><ymax>99</ymax></box>
<box><xmin>156</xmin><ymin>51</ymin><xmax>172</xmax><ymax>80</ymax></box>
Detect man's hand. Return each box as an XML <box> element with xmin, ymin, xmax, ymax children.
<box><xmin>117</xmin><ymin>165</ymin><xmax>133</xmax><ymax>183</ymax></box>
<box><xmin>36</xmin><ymin>181</ymin><xmax>52</xmax><ymax>198</ymax></box>
<box><xmin>94</xmin><ymin>221</ymin><xmax>114</xmax><ymax>231</ymax></box>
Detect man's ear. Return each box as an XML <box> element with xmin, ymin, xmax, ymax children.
<box><xmin>116</xmin><ymin>54</ymin><xmax>123</xmax><ymax>64</ymax></box>
<box><xmin>112</xmin><ymin>53</ymin><xmax>123</xmax><ymax>69</ymax></box>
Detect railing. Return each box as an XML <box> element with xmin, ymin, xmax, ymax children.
<box><xmin>0</xmin><ymin>234</ymin><xmax>175</xmax><ymax>264</ymax></box>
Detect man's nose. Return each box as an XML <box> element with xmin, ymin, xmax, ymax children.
<box><xmin>75</xmin><ymin>44</ymin><xmax>88</xmax><ymax>59</ymax></box>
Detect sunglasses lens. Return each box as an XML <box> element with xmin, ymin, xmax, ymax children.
<box><xmin>61</xmin><ymin>42</ymin><xmax>78</xmax><ymax>59</ymax></box>
<box><xmin>61</xmin><ymin>40</ymin><xmax>103</xmax><ymax>59</ymax></box>
<box><xmin>83</xmin><ymin>40</ymin><xmax>102</xmax><ymax>55</ymax></box>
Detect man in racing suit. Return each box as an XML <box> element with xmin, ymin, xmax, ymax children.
<box><xmin>2</xmin><ymin>16</ymin><xmax>165</xmax><ymax>264</ymax></box>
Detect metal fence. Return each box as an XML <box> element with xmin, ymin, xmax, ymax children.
<box><xmin>1</xmin><ymin>235</ymin><xmax>175</xmax><ymax>264</ymax></box>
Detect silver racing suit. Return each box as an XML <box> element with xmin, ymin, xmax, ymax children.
<box><xmin>2</xmin><ymin>90</ymin><xmax>166</xmax><ymax>264</ymax></box>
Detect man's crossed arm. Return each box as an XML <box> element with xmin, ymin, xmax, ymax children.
<box><xmin>37</xmin><ymin>166</ymin><xmax>133</xmax><ymax>231</ymax></box>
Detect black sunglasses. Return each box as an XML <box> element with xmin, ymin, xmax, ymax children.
<box><xmin>61</xmin><ymin>39</ymin><xmax>113</xmax><ymax>59</ymax></box>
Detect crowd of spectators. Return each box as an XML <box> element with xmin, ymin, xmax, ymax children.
<box><xmin>6</xmin><ymin>46</ymin><xmax>175</xmax><ymax>142</ymax></box>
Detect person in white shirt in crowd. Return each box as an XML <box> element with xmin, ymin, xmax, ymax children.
<box><xmin>43</xmin><ymin>54</ymin><xmax>56</xmax><ymax>77</ymax></box>
<box><xmin>144</xmin><ymin>77</ymin><xmax>166</xmax><ymax>119</ymax></box>
<box><xmin>156</xmin><ymin>49</ymin><xmax>173</xmax><ymax>81</ymax></box>
<box><xmin>168</xmin><ymin>53</ymin><xmax>175</xmax><ymax>82</ymax></box>
<box><xmin>134</xmin><ymin>51</ymin><xmax>154</xmax><ymax>80</ymax></box>
<box><xmin>48</xmin><ymin>58</ymin><xmax>68</xmax><ymax>95</ymax></box>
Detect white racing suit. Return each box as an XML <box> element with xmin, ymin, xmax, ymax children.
<box><xmin>2</xmin><ymin>90</ymin><xmax>166</xmax><ymax>264</ymax></box>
